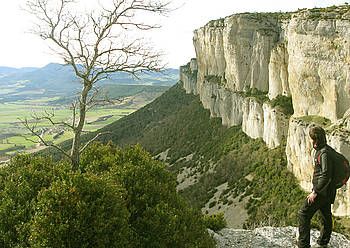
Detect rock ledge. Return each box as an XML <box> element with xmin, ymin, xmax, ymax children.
<box><xmin>210</xmin><ymin>226</ymin><xmax>350</xmax><ymax>248</ymax></box>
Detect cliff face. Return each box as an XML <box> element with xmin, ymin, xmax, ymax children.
<box><xmin>181</xmin><ymin>5</ymin><xmax>350</xmax><ymax>216</ymax></box>
<box><xmin>286</xmin><ymin>13</ymin><xmax>350</xmax><ymax>122</ymax></box>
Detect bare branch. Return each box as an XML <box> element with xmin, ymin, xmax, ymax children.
<box><xmin>79</xmin><ymin>131</ymin><xmax>112</xmax><ymax>153</ymax></box>
<box><xmin>19</xmin><ymin>117</ymin><xmax>71</xmax><ymax>159</ymax></box>
<box><xmin>86</xmin><ymin>88</ymin><xmax>117</xmax><ymax>112</ymax></box>
<box><xmin>32</xmin><ymin>109</ymin><xmax>76</xmax><ymax>130</ymax></box>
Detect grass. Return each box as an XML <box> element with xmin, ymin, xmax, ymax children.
<box><xmin>0</xmin><ymin>144</ymin><xmax>14</xmax><ymax>150</ymax></box>
<box><xmin>0</xmin><ymin>105</ymin><xmax>132</xmax><ymax>156</ymax></box>
<box><xmin>297</xmin><ymin>115</ymin><xmax>332</xmax><ymax>127</ymax></box>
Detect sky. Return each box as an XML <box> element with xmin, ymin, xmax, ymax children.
<box><xmin>0</xmin><ymin>0</ymin><xmax>347</xmax><ymax>69</ymax></box>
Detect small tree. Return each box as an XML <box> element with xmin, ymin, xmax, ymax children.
<box><xmin>22</xmin><ymin>0</ymin><xmax>170</xmax><ymax>170</ymax></box>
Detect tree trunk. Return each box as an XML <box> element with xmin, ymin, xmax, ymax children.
<box><xmin>70</xmin><ymin>82</ymin><xmax>91</xmax><ymax>171</ymax></box>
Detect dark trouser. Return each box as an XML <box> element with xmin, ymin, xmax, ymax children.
<box><xmin>298</xmin><ymin>195</ymin><xmax>332</xmax><ymax>248</ymax></box>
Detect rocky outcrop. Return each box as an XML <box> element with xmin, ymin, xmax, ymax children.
<box><xmin>193</xmin><ymin>7</ymin><xmax>350</xmax><ymax>123</ymax></box>
<box><xmin>180</xmin><ymin>59</ymin><xmax>198</xmax><ymax>95</ymax></box>
<box><xmin>194</xmin><ymin>15</ymin><xmax>280</xmax><ymax>93</ymax></box>
<box><xmin>210</xmin><ymin>226</ymin><xmax>350</xmax><ymax>248</ymax></box>
<box><xmin>182</xmin><ymin>59</ymin><xmax>288</xmax><ymax>148</ymax></box>
<box><xmin>182</xmin><ymin>5</ymin><xmax>350</xmax><ymax>216</ymax></box>
<box><xmin>268</xmin><ymin>42</ymin><xmax>290</xmax><ymax>99</ymax></box>
<box><xmin>263</xmin><ymin>103</ymin><xmax>289</xmax><ymax>148</ymax></box>
<box><xmin>286</xmin><ymin>15</ymin><xmax>350</xmax><ymax>122</ymax></box>
<box><xmin>242</xmin><ymin>98</ymin><xmax>264</xmax><ymax>139</ymax></box>
<box><xmin>285</xmin><ymin>118</ymin><xmax>314</xmax><ymax>191</ymax></box>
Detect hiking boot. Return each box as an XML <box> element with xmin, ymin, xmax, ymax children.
<box><xmin>314</xmin><ymin>239</ymin><xmax>329</xmax><ymax>248</ymax></box>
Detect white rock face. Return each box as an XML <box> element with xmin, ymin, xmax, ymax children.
<box><xmin>268</xmin><ymin>42</ymin><xmax>290</xmax><ymax>99</ymax></box>
<box><xmin>242</xmin><ymin>98</ymin><xmax>264</xmax><ymax>139</ymax></box>
<box><xmin>194</xmin><ymin>15</ymin><xmax>279</xmax><ymax>93</ymax></box>
<box><xmin>180</xmin><ymin>59</ymin><xmax>198</xmax><ymax>95</ymax></box>
<box><xmin>286</xmin><ymin>15</ymin><xmax>350</xmax><ymax>122</ymax></box>
<box><xmin>180</xmin><ymin>65</ymin><xmax>289</xmax><ymax>147</ymax></box>
<box><xmin>210</xmin><ymin>226</ymin><xmax>350</xmax><ymax>248</ymax></box>
<box><xmin>285</xmin><ymin>118</ymin><xmax>314</xmax><ymax>192</ymax></box>
<box><xmin>194</xmin><ymin>20</ymin><xmax>226</xmax><ymax>86</ymax></box>
<box><xmin>263</xmin><ymin>103</ymin><xmax>289</xmax><ymax>148</ymax></box>
<box><xmin>196</xmin><ymin>81</ymin><xmax>245</xmax><ymax>127</ymax></box>
<box><xmin>194</xmin><ymin>9</ymin><xmax>350</xmax><ymax>122</ymax></box>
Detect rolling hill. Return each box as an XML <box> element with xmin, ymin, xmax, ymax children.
<box><xmin>0</xmin><ymin>63</ymin><xmax>178</xmax><ymax>102</ymax></box>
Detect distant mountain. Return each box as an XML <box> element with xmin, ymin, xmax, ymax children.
<box><xmin>0</xmin><ymin>67</ymin><xmax>18</xmax><ymax>76</ymax></box>
<box><xmin>0</xmin><ymin>66</ymin><xmax>36</xmax><ymax>77</ymax></box>
<box><xmin>0</xmin><ymin>63</ymin><xmax>178</xmax><ymax>102</ymax></box>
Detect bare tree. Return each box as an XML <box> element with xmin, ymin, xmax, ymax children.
<box><xmin>23</xmin><ymin>0</ymin><xmax>171</xmax><ymax>170</ymax></box>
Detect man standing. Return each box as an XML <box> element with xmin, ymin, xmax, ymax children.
<box><xmin>298</xmin><ymin>126</ymin><xmax>336</xmax><ymax>248</ymax></box>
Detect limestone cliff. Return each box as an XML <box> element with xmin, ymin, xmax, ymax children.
<box><xmin>181</xmin><ymin>5</ymin><xmax>350</xmax><ymax>216</ymax></box>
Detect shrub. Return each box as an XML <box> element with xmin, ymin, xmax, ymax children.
<box><xmin>98</xmin><ymin>145</ymin><xmax>215</xmax><ymax>248</ymax></box>
<box><xmin>0</xmin><ymin>155</ymin><xmax>70</xmax><ymax>247</ymax></box>
<box><xmin>204</xmin><ymin>75</ymin><xmax>225</xmax><ymax>85</ymax></box>
<box><xmin>243</xmin><ymin>87</ymin><xmax>269</xmax><ymax>104</ymax></box>
<box><xmin>208</xmin><ymin>201</ymin><xmax>217</xmax><ymax>208</ymax></box>
<box><xmin>298</xmin><ymin>115</ymin><xmax>331</xmax><ymax>127</ymax></box>
<box><xmin>270</xmin><ymin>95</ymin><xmax>294</xmax><ymax>116</ymax></box>
<box><xmin>0</xmin><ymin>143</ymin><xmax>215</xmax><ymax>247</ymax></box>
<box><xmin>79</xmin><ymin>141</ymin><xmax>121</xmax><ymax>174</ymax></box>
<box><xmin>203</xmin><ymin>213</ymin><xmax>227</xmax><ymax>231</ymax></box>
<box><xmin>29</xmin><ymin>173</ymin><xmax>131</xmax><ymax>248</ymax></box>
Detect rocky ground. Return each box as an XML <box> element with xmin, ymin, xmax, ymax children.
<box><xmin>210</xmin><ymin>226</ymin><xmax>350</xmax><ymax>248</ymax></box>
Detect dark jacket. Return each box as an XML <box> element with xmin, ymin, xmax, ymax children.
<box><xmin>312</xmin><ymin>145</ymin><xmax>336</xmax><ymax>203</ymax></box>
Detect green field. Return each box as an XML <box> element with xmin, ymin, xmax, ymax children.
<box><xmin>0</xmin><ymin>84</ymin><xmax>170</xmax><ymax>160</ymax></box>
<box><xmin>0</xmin><ymin>101</ymin><xmax>134</xmax><ymax>159</ymax></box>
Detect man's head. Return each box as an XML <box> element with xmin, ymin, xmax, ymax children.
<box><xmin>309</xmin><ymin>126</ymin><xmax>327</xmax><ymax>149</ymax></box>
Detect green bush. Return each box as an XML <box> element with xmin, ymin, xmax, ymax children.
<box><xmin>79</xmin><ymin>141</ymin><xmax>121</xmax><ymax>174</ymax></box>
<box><xmin>270</xmin><ymin>95</ymin><xmax>294</xmax><ymax>116</ymax></box>
<box><xmin>0</xmin><ymin>155</ymin><xmax>70</xmax><ymax>247</ymax></box>
<box><xmin>208</xmin><ymin>201</ymin><xmax>217</xmax><ymax>208</ymax></box>
<box><xmin>238</xmin><ymin>87</ymin><xmax>269</xmax><ymax>104</ymax></box>
<box><xmin>93</xmin><ymin>144</ymin><xmax>215</xmax><ymax>248</ymax></box>
<box><xmin>0</xmin><ymin>143</ymin><xmax>215</xmax><ymax>247</ymax></box>
<box><xmin>203</xmin><ymin>213</ymin><xmax>227</xmax><ymax>231</ymax></box>
<box><xmin>29</xmin><ymin>173</ymin><xmax>131</xmax><ymax>248</ymax></box>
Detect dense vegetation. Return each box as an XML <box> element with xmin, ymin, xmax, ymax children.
<box><xmin>0</xmin><ymin>143</ymin><xmax>214</xmax><ymax>247</ymax></box>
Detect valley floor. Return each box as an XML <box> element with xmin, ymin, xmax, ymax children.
<box><xmin>0</xmin><ymin>86</ymin><xmax>169</xmax><ymax>160</ymax></box>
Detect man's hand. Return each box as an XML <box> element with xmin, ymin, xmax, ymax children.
<box><xmin>307</xmin><ymin>191</ymin><xmax>317</xmax><ymax>204</ymax></box>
